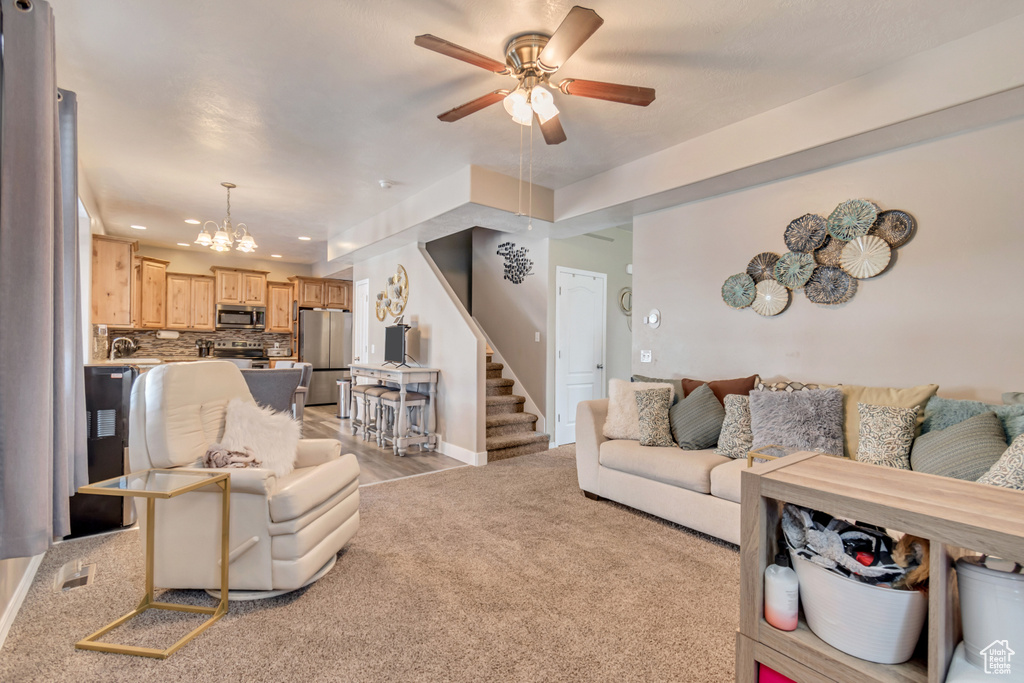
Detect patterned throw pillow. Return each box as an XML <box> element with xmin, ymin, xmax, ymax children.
<box><xmin>755</xmin><ymin>380</ymin><xmax>826</xmax><ymax>393</ymax></box>
<box><xmin>670</xmin><ymin>383</ymin><xmax>726</xmax><ymax>450</ymax></box>
<box><xmin>635</xmin><ymin>388</ymin><xmax>676</xmax><ymax>447</ymax></box>
<box><xmin>856</xmin><ymin>403</ymin><xmax>920</xmax><ymax>469</ymax></box>
<box><xmin>976</xmin><ymin>434</ymin><xmax>1024</xmax><ymax>490</ymax></box>
<box><xmin>715</xmin><ymin>394</ymin><xmax>753</xmax><ymax>459</ymax></box>
<box><xmin>911</xmin><ymin>411</ymin><xmax>1007</xmax><ymax>481</ymax></box>
<box><xmin>749</xmin><ymin>388</ymin><xmax>845</xmax><ymax>457</ymax></box>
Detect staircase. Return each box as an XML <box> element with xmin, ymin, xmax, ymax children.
<box><xmin>485</xmin><ymin>353</ymin><xmax>549</xmax><ymax>461</ymax></box>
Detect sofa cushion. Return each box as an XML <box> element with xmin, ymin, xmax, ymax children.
<box><xmin>976</xmin><ymin>434</ymin><xmax>1024</xmax><ymax>490</ymax></box>
<box><xmin>269</xmin><ymin>453</ymin><xmax>361</xmax><ymax>522</ymax></box>
<box><xmin>681</xmin><ymin>374</ymin><xmax>758</xmax><ymax>405</ymax></box>
<box><xmin>709</xmin><ymin>457</ymin><xmax>748</xmax><ymax>504</ymax></box>
<box><xmin>750</xmin><ymin>388</ymin><xmax>845</xmax><ymax>457</ymax></box>
<box><xmin>599</xmin><ymin>439</ymin><xmax>728</xmax><ymax>494</ymax></box>
<box><xmin>636</xmin><ymin>388</ymin><xmax>676</xmax><ymax>447</ymax></box>
<box><xmin>670</xmin><ymin>383</ymin><xmax>725</xmax><ymax>451</ymax></box>
<box><xmin>603</xmin><ymin>379</ymin><xmax>675</xmax><ymax>440</ymax></box>
<box><xmin>715</xmin><ymin>395</ymin><xmax>753</xmax><ymax>459</ymax></box>
<box><xmin>910</xmin><ymin>411</ymin><xmax>1007</xmax><ymax>481</ymax></box>
<box><xmin>922</xmin><ymin>396</ymin><xmax>1024</xmax><ymax>443</ymax></box>
<box><xmin>840</xmin><ymin>383</ymin><xmax>938</xmax><ymax>459</ymax></box>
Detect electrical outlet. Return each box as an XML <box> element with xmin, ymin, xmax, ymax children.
<box><xmin>370</xmin><ymin>344</ymin><xmax>375</xmax><ymax>354</ymax></box>
<box><xmin>535</xmin><ymin>331</ymin><xmax>540</xmax><ymax>342</ymax></box>
<box><xmin>97</xmin><ymin>324</ymin><xmax>108</xmax><ymax>337</ymax></box>
<box><xmin>641</xmin><ymin>350</ymin><xmax>652</xmax><ymax>363</ymax></box>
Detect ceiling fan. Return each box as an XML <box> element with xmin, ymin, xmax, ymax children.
<box><xmin>414</xmin><ymin>6</ymin><xmax>655</xmax><ymax>145</ymax></box>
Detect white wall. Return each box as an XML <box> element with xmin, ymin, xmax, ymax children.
<box><xmin>633</xmin><ymin>117</ymin><xmax>1024</xmax><ymax>403</ymax></box>
<box><xmin>353</xmin><ymin>243</ymin><xmax>486</xmax><ymax>461</ymax></box>
<box><xmin>547</xmin><ymin>227</ymin><xmax>633</xmax><ymax>431</ymax></box>
<box><xmin>0</xmin><ymin>554</ymin><xmax>41</xmax><ymax>648</ymax></box>
<box><xmin>135</xmin><ymin>244</ymin><xmax>313</xmax><ymax>282</ymax></box>
<box><xmin>471</xmin><ymin>228</ymin><xmax>549</xmax><ymax>413</ymax></box>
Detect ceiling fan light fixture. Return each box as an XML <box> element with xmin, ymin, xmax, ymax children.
<box><xmin>503</xmin><ymin>87</ymin><xmax>533</xmax><ymax>126</ymax></box>
<box><xmin>530</xmin><ymin>85</ymin><xmax>559</xmax><ymax>124</ymax></box>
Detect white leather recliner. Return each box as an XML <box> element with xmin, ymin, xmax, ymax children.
<box><xmin>128</xmin><ymin>361</ymin><xmax>360</xmax><ymax>597</ymax></box>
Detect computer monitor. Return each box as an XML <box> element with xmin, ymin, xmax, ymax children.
<box><xmin>384</xmin><ymin>324</ymin><xmax>409</xmax><ymax>366</ymax></box>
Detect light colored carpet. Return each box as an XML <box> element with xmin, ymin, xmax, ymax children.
<box><xmin>1</xmin><ymin>445</ymin><xmax>740</xmax><ymax>682</ymax></box>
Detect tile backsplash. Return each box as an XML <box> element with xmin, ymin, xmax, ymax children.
<box><xmin>94</xmin><ymin>327</ymin><xmax>293</xmax><ymax>361</ymax></box>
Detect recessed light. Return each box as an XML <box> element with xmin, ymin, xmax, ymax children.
<box><xmin>271</xmin><ymin>254</ymin><xmax>282</xmax><ymax>258</ymax></box>
<box><xmin>184</xmin><ymin>219</ymin><xmax>200</xmax><ymax>225</ymax></box>
<box><xmin>130</xmin><ymin>224</ymin><xmax>147</xmax><ymax>230</ymax></box>
<box><xmin>177</xmin><ymin>242</ymin><xmax>190</xmax><ymax>247</ymax></box>
<box><xmin>298</xmin><ymin>236</ymin><xmax>311</xmax><ymax>241</ymax></box>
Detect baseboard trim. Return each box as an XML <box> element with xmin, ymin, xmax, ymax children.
<box><xmin>439</xmin><ymin>441</ymin><xmax>488</xmax><ymax>467</ymax></box>
<box><xmin>0</xmin><ymin>552</ymin><xmax>44</xmax><ymax>650</ymax></box>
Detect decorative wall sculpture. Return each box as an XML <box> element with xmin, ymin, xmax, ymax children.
<box><xmin>497</xmin><ymin>241</ymin><xmax>534</xmax><ymax>284</ymax></box>
<box><xmin>376</xmin><ymin>264</ymin><xmax>409</xmax><ymax>322</ymax></box>
<box><xmin>721</xmin><ymin>199</ymin><xmax>916</xmax><ymax>316</ymax></box>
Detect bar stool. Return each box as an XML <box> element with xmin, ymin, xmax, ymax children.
<box><xmin>379</xmin><ymin>390</ymin><xmax>429</xmax><ymax>453</ymax></box>
<box><xmin>361</xmin><ymin>385</ymin><xmax>392</xmax><ymax>444</ymax></box>
<box><xmin>349</xmin><ymin>383</ymin><xmax>382</xmax><ymax>438</ymax></box>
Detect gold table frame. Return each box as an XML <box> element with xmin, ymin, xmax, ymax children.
<box><xmin>747</xmin><ymin>444</ymin><xmax>787</xmax><ymax>468</ymax></box>
<box><xmin>74</xmin><ymin>469</ymin><xmax>230</xmax><ymax>659</ymax></box>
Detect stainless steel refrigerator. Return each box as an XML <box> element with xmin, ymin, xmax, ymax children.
<box><xmin>299</xmin><ymin>309</ymin><xmax>352</xmax><ymax>405</ymax></box>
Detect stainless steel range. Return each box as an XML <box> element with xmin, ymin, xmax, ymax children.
<box><xmin>212</xmin><ymin>340</ymin><xmax>270</xmax><ymax>368</ymax></box>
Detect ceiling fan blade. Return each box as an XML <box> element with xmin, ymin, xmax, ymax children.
<box><xmin>538</xmin><ymin>114</ymin><xmax>567</xmax><ymax>145</ymax></box>
<box><xmin>537</xmin><ymin>6</ymin><xmax>604</xmax><ymax>72</ymax></box>
<box><xmin>558</xmin><ymin>78</ymin><xmax>656</xmax><ymax>106</ymax></box>
<box><xmin>437</xmin><ymin>90</ymin><xmax>510</xmax><ymax>123</ymax></box>
<box><xmin>414</xmin><ymin>34</ymin><xmax>509</xmax><ymax>74</ymax></box>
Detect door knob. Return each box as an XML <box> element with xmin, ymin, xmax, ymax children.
<box><xmin>597</xmin><ymin>364</ymin><xmax>604</xmax><ymax>369</ymax></box>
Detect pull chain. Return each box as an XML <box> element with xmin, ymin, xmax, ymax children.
<box><xmin>517</xmin><ymin>121</ymin><xmax>524</xmax><ymax>217</ymax></box>
<box><xmin>528</xmin><ymin>117</ymin><xmax>534</xmax><ymax>231</ymax></box>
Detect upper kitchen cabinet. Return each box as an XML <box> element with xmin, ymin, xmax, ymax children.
<box><xmin>289</xmin><ymin>277</ymin><xmax>351</xmax><ymax>310</ymax></box>
<box><xmin>137</xmin><ymin>257</ymin><xmax>169</xmax><ymax>329</ymax></box>
<box><xmin>166</xmin><ymin>273</ymin><xmax>215</xmax><ymax>330</ymax></box>
<box><xmin>91</xmin><ymin>235</ymin><xmax>137</xmax><ymax>326</ymax></box>
<box><xmin>211</xmin><ymin>267</ymin><xmax>268</xmax><ymax>306</ymax></box>
<box><xmin>190</xmin><ymin>276</ymin><xmax>216</xmax><ymax>330</ymax></box>
<box><xmin>267</xmin><ymin>281</ymin><xmax>294</xmax><ymax>333</ymax></box>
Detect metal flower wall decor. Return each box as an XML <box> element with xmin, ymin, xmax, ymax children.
<box><xmin>721</xmin><ymin>200</ymin><xmax>916</xmax><ymax>316</ymax></box>
<box><xmin>497</xmin><ymin>241</ymin><xmax>534</xmax><ymax>285</ymax></box>
<box><xmin>376</xmin><ymin>264</ymin><xmax>410</xmax><ymax>322</ymax></box>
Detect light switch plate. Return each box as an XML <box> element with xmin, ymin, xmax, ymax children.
<box><xmin>641</xmin><ymin>350</ymin><xmax>652</xmax><ymax>363</ymax></box>
<box><xmin>535</xmin><ymin>331</ymin><xmax>540</xmax><ymax>342</ymax></box>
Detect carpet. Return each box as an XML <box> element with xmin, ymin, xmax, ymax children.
<box><xmin>1</xmin><ymin>446</ymin><xmax>740</xmax><ymax>682</ymax></box>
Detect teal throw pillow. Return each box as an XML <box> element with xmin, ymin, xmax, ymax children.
<box><xmin>910</xmin><ymin>411</ymin><xmax>1007</xmax><ymax>481</ymax></box>
<box><xmin>922</xmin><ymin>396</ymin><xmax>1024</xmax><ymax>443</ymax></box>
<box><xmin>670</xmin><ymin>383</ymin><xmax>726</xmax><ymax>451</ymax></box>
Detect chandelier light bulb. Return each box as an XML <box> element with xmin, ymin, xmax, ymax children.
<box><xmin>503</xmin><ymin>88</ymin><xmax>533</xmax><ymax>126</ymax></box>
<box><xmin>194</xmin><ymin>229</ymin><xmax>213</xmax><ymax>247</ymax></box>
<box><xmin>530</xmin><ymin>85</ymin><xmax>559</xmax><ymax>124</ymax></box>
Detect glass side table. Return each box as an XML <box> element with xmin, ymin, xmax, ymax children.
<box><xmin>74</xmin><ymin>469</ymin><xmax>230</xmax><ymax>659</ymax></box>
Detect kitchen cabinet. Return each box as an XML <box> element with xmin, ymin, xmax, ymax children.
<box><xmin>289</xmin><ymin>277</ymin><xmax>351</xmax><ymax>310</ymax></box>
<box><xmin>166</xmin><ymin>273</ymin><xmax>214</xmax><ymax>330</ymax></box>
<box><xmin>212</xmin><ymin>267</ymin><xmax>268</xmax><ymax>306</ymax></box>
<box><xmin>267</xmin><ymin>281</ymin><xmax>294</xmax><ymax>333</ymax></box>
<box><xmin>91</xmin><ymin>235</ymin><xmax>137</xmax><ymax>326</ymax></box>
<box><xmin>137</xmin><ymin>257</ymin><xmax>169</xmax><ymax>329</ymax></box>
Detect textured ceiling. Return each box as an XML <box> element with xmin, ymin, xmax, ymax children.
<box><xmin>50</xmin><ymin>0</ymin><xmax>1024</xmax><ymax>262</ymax></box>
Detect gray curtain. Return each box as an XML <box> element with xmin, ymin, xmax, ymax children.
<box><xmin>0</xmin><ymin>0</ymin><xmax>88</xmax><ymax>559</ymax></box>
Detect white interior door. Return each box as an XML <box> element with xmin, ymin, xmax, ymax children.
<box><xmin>555</xmin><ymin>267</ymin><xmax>607</xmax><ymax>446</ymax></box>
<box><xmin>353</xmin><ymin>279</ymin><xmax>369</xmax><ymax>366</ymax></box>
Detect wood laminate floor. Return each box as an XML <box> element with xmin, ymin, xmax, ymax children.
<box><xmin>302</xmin><ymin>404</ymin><xmax>467</xmax><ymax>485</ymax></box>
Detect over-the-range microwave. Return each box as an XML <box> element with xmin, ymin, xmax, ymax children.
<box><xmin>215</xmin><ymin>304</ymin><xmax>266</xmax><ymax>330</ymax></box>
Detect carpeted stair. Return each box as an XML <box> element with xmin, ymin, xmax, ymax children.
<box><xmin>485</xmin><ymin>355</ymin><xmax>549</xmax><ymax>462</ymax></box>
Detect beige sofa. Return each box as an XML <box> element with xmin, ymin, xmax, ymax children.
<box><xmin>576</xmin><ymin>398</ymin><xmax>745</xmax><ymax>545</ymax></box>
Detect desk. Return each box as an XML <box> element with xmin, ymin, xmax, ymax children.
<box><xmin>349</xmin><ymin>363</ymin><xmax>439</xmax><ymax>455</ymax></box>
<box><xmin>75</xmin><ymin>469</ymin><xmax>230</xmax><ymax>659</ymax></box>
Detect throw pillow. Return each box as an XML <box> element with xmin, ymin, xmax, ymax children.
<box><xmin>603</xmin><ymin>378</ymin><xmax>675</xmax><ymax>440</ymax></box>
<box><xmin>1003</xmin><ymin>392</ymin><xmax>1024</xmax><ymax>405</ymax></box>
<box><xmin>681</xmin><ymin>374</ymin><xmax>759</xmax><ymax>405</ymax></box>
<box><xmin>670</xmin><ymin>383</ymin><xmax>726</xmax><ymax>450</ymax></box>
<box><xmin>749</xmin><ymin>388</ymin><xmax>845</xmax><ymax>457</ymax></box>
<box><xmin>635</xmin><ymin>388</ymin><xmax>676</xmax><ymax>447</ymax></box>
<box><xmin>219</xmin><ymin>398</ymin><xmax>301</xmax><ymax>478</ymax></box>
<box><xmin>715</xmin><ymin>394</ymin><xmax>753</xmax><ymax>459</ymax></box>
<box><xmin>856</xmin><ymin>403</ymin><xmax>919</xmax><ymax>470</ymax></box>
<box><xmin>910</xmin><ymin>411</ymin><xmax>1007</xmax><ymax>481</ymax></box>
<box><xmin>976</xmin><ymin>434</ymin><xmax>1024</xmax><ymax>490</ymax></box>
<box><xmin>922</xmin><ymin>396</ymin><xmax>1024</xmax><ymax>443</ymax></box>
<box><xmin>632</xmin><ymin>374</ymin><xmax>683</xmax><ymax>405</ymax></box>
<box><xmin>839</xmin><ymin>383</ymin><xmax>939</xmax><ymax>459</ymax></box>
<box><xmin>755</xmin><ymin>379</ymin><xmax>827</xmax><ymax>393</ymax></box>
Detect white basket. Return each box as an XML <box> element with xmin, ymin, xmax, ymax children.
<box><xmin>790</xmin><ymin>551</ymin><xmax>928</xmax><ymax>664</ymax></box>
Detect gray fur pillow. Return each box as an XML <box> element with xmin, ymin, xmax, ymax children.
<box><xmin>749</xmin><ymin>388</ymin><xmax>844</xmax><ymax>457</ymax></box>
<box><xmin>635</xmin><ymin>388</ymin><xmax>676</xmax><ymax>447</ymax></box>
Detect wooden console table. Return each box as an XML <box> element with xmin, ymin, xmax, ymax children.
<box><xmin>737</xmin><ymin>452</ymin><xmax>1024</xmax><ymax>683</ymax></box>
<box><xmin>349</xmin><ymin>363</ymin><xmax>439</xmax><ymax>455</ymax></box>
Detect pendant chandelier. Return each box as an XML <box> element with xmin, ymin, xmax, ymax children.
<box><xmin>194</xmin><ymin>182</ymin><xmax>257</xmax><ymax>253</ymax></box>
